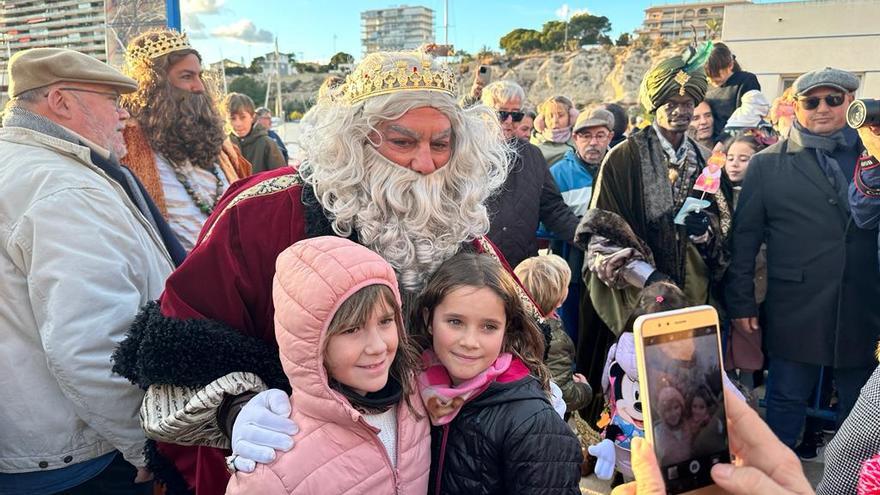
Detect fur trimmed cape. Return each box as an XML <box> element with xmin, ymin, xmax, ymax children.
<box><xmin>121</xmin><ymin>121</ymin><xmax>253</xmax><ymax>217</ymax></box>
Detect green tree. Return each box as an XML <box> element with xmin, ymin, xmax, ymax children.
<box><xmin>329</xmin><ymin>51</ymin><xmax>354</xmax><ymax>68</ymax></box>
<box><xmin>248</xmin><ymin>56</ymin><xmax>265</xmax><ymax>74</ymax></box>
<box><xmin>225</xmin><ymin>66</ymin><xmax>247</xmax><ymax>76</ymax></box>
<box><xmin>615</xmin><ymin>33</ymin><xmax>631</xmax><ymax>47</ymax></box>
<box><xmin>228</xmin><ymin>76</ymin><xmax>267</xmax><ymax>105</ymax></box>
<box><xmin>568</xmin><ymin>13</ymin><xmax>612</xmax><ymax>45</ymax></box>
<box><xmin>540</xmin><ymin>20</ymin><xmax>567</xmax><ymax>51</ymax></box>
<box><xmin>705</xmin><ymin>18</ymin><xmax>722</xmax><ymax>40</ymax></box>
<box><xmin>499</xmin><ymin>28</ymin><xmax>543</xmax><ymax>54</ymax></box>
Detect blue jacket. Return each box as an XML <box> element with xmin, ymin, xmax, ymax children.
<box><xmin>849</xmin><ymin>152</ymin><xmax>880</xmax><ymax>264</ymax></box>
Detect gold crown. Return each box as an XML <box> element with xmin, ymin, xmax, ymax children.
<box><xmin>341</xmin><ymin>55</ymin><xmax>457</xmax><ymax>104</ymax></box>
<box><xmin>125</xmin><ymin>30</ymin><xmax>192</xmax><ymax>65</ymax></box>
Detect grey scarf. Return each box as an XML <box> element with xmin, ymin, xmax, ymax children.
<box><xmin>789</xmin><ymin>120</ymin><xmax>855</xmax><ymax>212</ymax></box>
<box><xmin>2</xmin><ymin>105</ymin><xmax>161</xmax><ymax>231</ymax></box>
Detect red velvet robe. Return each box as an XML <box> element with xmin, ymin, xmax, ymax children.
<box><xmin>153</xmin><ymin>167</ymin><xmax>538</xmax><ymax>495</ymax></box>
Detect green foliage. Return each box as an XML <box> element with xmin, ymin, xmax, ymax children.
<box><xmin>228</xmin><ymin>76</ymin><xmax>267</xmax><ymax>105</ymax></box>
<box><xmin>329</xmin><ymin>51</ymin><xmax>354</xmax><ymax>68</ymax></box>
<box><xmin>248</xmin><ymin>56</ymin><xmax>265</xmax><ymax>74</ymax></box>
<box><xmin>499</xmin><ymin>28</ymin><xmax>543</xmax><ymax>54</ymax></box>
<box><xmin>616</xmin><ymin>33</ymin><xmax>631</xmax><ymax>47</ymax></box>
<box><xmin>225</xmin><ymin>66</ymin><xmax>247</xmax><ymax>76</ymax></box>
<box><xmin>568</xmin><ymin>13</ymin><xmax>612</xmax><ymax>46</ymax></box>
<box><xmin>540</xmin><ymin>20</ymin><xmax>566</xmax><ymax>51</ymax></box>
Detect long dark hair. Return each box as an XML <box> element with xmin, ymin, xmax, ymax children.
<box><xmin>412</xmin><ymin>253</ymin><xmax>551</xmax><ymax>391</ymax></box>
<box><xmin>622</xmin><ymin>282</ymin><xmax>689</xmax><ymax>334</ymax></box>
<box><xmin>706</xmin><ymin>42</ymin><xmax>742</xmax><ymax>79</ymax></box>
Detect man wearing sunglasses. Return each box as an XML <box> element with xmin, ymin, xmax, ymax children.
<box><xmin>726</xmin><ymin>67</ymin><xmax>880</xmax><ymax>451</ymax></box>
<box><xmin>479</xmin><ymin>80</ymin><xmax>579</xmax><ymax>269</ymax></box>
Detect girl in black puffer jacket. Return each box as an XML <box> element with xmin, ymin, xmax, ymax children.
<box><xmin>413</xmin><ymin>252</ymin><xmax>583</xmax><ymax>495</ymax></box>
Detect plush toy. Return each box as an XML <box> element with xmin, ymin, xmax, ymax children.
<box><xmin>589</xmin><ymin>332</ymin><xmax>645</xmax><ymax>481</ymax></box>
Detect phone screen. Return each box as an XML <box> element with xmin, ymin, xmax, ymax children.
<box><xmin>644</xmin><ymin>325</ymin><xmax>730</xmax><ymax>494</ymax></box>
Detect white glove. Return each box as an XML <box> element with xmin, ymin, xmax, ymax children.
<box><xmin>588</xmin><ymin>438</ymin><xmax>617</xmax><ymax>481</ymax></box>
<box><xmin>230</xmin><ymin>389</ymin><xmax>299</xmax><ymax>472</ymax></box>
<box><xmin>549</xmin><ymin>381</ymin><xmax>566</xmax><ymax>419</ymax></box>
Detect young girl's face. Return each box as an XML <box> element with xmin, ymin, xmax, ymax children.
<box><xmin>691</xmin><ymin>396</ymin><xmax>709</xmax><ymax>423</ymax></box>
<box><xmin>325</xmin><ymin>299</ymin><xmax>399</xmax><ymax>395</ymax></box>
<box><xmin>661</xmin><ymin>399</ymin><xmax>682</xmax><ymax>427</ymax></box>
<box><xmin>726</xmin><ymin>141</ymin><xmax>756</xmax><ymax>183</ymax></box>
<box><xmin>229</xmin><ymin>110</ymin><xmax>254</xmax><ymax>138</ymax></box>
<box><xmin>430</xmin><ymin>285</ymin><xmax>506</xmax><ymax>385</ymax></box>
<box><xmin>545</xmin><ymin>103</ymin><xmax>571</xmax><ymax>130</ymax></box>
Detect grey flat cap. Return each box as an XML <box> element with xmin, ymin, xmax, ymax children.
<box><xmin>574</xmin><ymin>107</ymin><xmax>615</xmax><ymax>133</ymax></box>
<box><xmin>8</xmin><ymin>48</ymin><xmax>137</xmax><ymax>98</ymax></box>
<box><xmin>793</xmin><ymin>67</ymin><xmax>859</xmax><ymax>96</ymax></box>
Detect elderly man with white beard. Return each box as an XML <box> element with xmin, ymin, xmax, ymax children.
<box><xmin>112</xmin><ymin>51</ymin><xmax>538</xmax><ymax>495</ymax></box>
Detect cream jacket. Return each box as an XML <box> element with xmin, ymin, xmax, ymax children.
<box><xmin>0</xmin><ymin>127</ymin><xmax>173</xmax><ymax>473</ymax></box>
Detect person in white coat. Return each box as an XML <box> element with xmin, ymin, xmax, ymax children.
<box><xmin>0</xmin><ymin>48</ymin><xmax>174</xmax><ymax>494</ymax></box>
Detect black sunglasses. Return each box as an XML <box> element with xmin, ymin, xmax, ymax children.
<box><xmin>498</xmin><ymin>110</ymin><xmax>525</xmax><ymax>122</ymax></box>
<box><xmin>798</xmin><ymin>93</ymin><xmax>845</xmax><ymax>110</ymax></box>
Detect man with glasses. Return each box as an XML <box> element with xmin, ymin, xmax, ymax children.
<box><xmin>576</xmin><ymin>46</ymin><xmax>732</xmax><ymax>336</ymax></box>
<box><xmin>479</xmin><ymin>80</ymin><xmax>579</xmax><ymax>269</ymax></box>
<box><xmin>726</xmin><ymin>67</ymin><xmax>880</xmax><ymax>449</ymax></box>
<box><xmin>0</xmin><ymin>48</ymin><xmax>176</xmax><ymax>493</ymax></box>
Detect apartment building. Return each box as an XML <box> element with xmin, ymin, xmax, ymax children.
<box><xmin>361</xmin><ymin>5</ymin><xmax>434</xmax><ymax>57</ymax></box>
<box><xmin>637</xmin><ymin>0</ymin><xmax>750</xmax><ymax>42</ymax></box>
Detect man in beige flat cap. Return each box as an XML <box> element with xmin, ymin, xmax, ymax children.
<box><xmin>0</xmin><ymin>48</ymin><xmax>179</xmax><ymax>493</ymax></box>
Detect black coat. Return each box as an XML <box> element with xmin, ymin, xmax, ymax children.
<box><xmin>725</xmin><ymin>138</ymin><xmax>880</xmax><ymax>368</ymax></box>
<box><xmin>429</xmin><ymin>376</ymin><xmax>582</xmax><ymax>495</ymax></box>
<box><xmin>486</xmin><ymin>138</ymin><xmax>580</xmax><ymax>269</ymax></box>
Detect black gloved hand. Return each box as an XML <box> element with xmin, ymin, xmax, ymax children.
<box><xmin>684</xmin><ymin>211</ymin><xmax>710</xmax><ymax>237</ymax></box>
<box><xmin>645</xmin><ymin>270</ymin><xmax>673</xmax><ymax>287</ymax></box>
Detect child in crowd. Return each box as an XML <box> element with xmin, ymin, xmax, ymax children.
<box><xmin>514</xmin><ymin>254</ymin><xmax>592</xmax><ymax>414</ymax></box>
<box><xmin>515</xmin><ymin>109</ymin><xmax>536</xmax><ymax>141</ymax></box>
<box><xmin>413</xmin><ymin>252</ymin><xmax>582</xmax><ymax>494</ymax></box>
<box><xmin>653</xmin><ymin>386</ymin><xmax>692</xmax><ymax>467</ymax></box>
<box><xmin>226</xmin><ymin>237</ymin><xmax>429</xmax><ymax>494</ymax></box>
<box><xmin>531</xmin><ymin>95</ymin><xmax>578</xmax><ymax>166</ymax></box>
<box><xmin>223</xmin><ymin>92</ymin><xmax>286</xmax><ymax>173</ymax></box>
<box><xmin>722</xmin><ymin>135</ymin><xmax>766</xmax><ymax>390</ymax></box>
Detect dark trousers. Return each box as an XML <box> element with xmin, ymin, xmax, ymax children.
<box><xmin>765</xmin><ymin>357</ymin><xmax>873</xmax><ymax>448</ymax></box>
<box><xmin>59</xmin><ymin>452</ymin><xmax>152</xmax><ymax>495</ymax></box>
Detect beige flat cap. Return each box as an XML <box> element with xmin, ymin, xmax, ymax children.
<box><xmin>8</xmin><ymin>48</ymin><xmax>138</xmax><ymax>98</ymax></box>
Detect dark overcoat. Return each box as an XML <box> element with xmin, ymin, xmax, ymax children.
<box><xmin>725</xmin><ymin>138</ymin><xmax>880</xmax><ymax>368</ymax></box>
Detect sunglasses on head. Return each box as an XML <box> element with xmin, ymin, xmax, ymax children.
<box><xmin>797</xmin><ymin>93</ymin><xmax>845</xmax><ymax>110</ymax></box>
<box><xmin>498</xmin><ymin>110</ymin><xmax>525</xmax><ymax>122</ymax></box>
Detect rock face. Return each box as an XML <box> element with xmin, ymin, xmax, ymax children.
<box><xmin>465</xmin><ymin>43</ymin><xmax>688</xmax><ymax>109</ymax></box>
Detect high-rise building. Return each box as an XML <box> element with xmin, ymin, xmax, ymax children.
<box><xmin>361</xmin><ymin>5</ymin><xmax>434</xmax><ymax>57</ymax></box>
<box><xmin>636</xmin><ymin>0</ymin><xmax>751</xmax><ymax>42</ymax></box>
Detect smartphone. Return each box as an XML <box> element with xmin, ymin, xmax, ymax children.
<box><xmin>477</xmin><ymin>65</ymin><xmax>491</xmax><ymax>85</ymax></box>
<box><xmin>634</xmin><ymin>306</ymin><xmax>730</xmax><ymax>495</ymax></box>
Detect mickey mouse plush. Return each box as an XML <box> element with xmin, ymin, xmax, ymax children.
<box><xmin>589</xmin><ymin>332</ymin><xmax>645</xmax><ymax>482</ymax></box>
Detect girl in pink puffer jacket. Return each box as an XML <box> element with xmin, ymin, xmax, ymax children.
<box><xmin>225</xmin><ymin>236</ymin><xmax>430</xmax><ymax>494</ymax></box>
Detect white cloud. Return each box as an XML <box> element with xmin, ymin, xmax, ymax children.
<box><xmin>556</xmin><ymin>4</ymin><xmax>591</xmax><ymax>19</ymax></box>
<box><xmin>211</xmin><ymin>19</ymin><xmax>274</xmax><ymax>44</ymax></box>
<box><xmin>182</xmin><ymin>0</ymin><xmax>225</xmax><ymax>14</ymax></box>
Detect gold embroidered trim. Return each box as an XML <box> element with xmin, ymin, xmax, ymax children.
<box><xmin>202</xmin><ymin>174</ymin><xmax>302</xmax><ymax>240</ymax></box>
<box><xmin>474</xmin><ymin>236</ymin><xmax>546</xmax><ymax>325</ymax></box>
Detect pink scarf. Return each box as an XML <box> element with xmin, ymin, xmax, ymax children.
<box><xmin>418</xmin><ymin>350</ymin><xmax>530</xmax><ymax>425</ymax></box>
<box><xmin>859</xmin><ymin>454</ymin><xmax>880</xmax><ymax>495</ymax></box>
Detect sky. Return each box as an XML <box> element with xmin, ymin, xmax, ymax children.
<box><xmin>183</xmin><ymin>0</ymin><xmax>800</xmax><ymax>65</ymax></box>
<box><xmin>182</xmin><ymin>0</ymin><xmax>685</xmax><ymax>65</ymax></box>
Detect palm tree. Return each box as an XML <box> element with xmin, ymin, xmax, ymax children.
<box><xmin>705</xmin><ymin>18</ymin><xmax>722</xmax><ymax>41</ymax></box>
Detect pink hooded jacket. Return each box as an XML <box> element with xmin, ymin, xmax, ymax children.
<box><xmin>226</xmin><ymin>236</ymin><xmax>430</xmax><ymax>494</ymax></box>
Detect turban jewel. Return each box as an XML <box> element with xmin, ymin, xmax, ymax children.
<box><xmin>639</xmin><ymin>42</ymin><xmax>712</xmax><ymax>114</ymax></box>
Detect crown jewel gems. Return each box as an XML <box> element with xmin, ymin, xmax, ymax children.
<box><xmin>126</xmin><ymin>30</ymin><xmax>192</xmax><ymax>65</ymax></box>
<box><xmin>341</xmin><ymin>54</ymin><xmax>457</xmax><ymax>104</ymax></box>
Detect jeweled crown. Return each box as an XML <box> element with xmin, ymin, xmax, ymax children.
<box><xmin>341</xmin><ymin>53</ymin><xmax>457</xmax><ymax>104</ymax></box>
<box><xmin>126</xmin><ymin>30</ymin><xmax>192</xmax><ymax>65</ymax></box>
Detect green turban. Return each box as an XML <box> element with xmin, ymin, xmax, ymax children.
<box><xmin>639</xmin><ymin>43</ymin><xmax>711</xmax><ymax>114</ymax></box>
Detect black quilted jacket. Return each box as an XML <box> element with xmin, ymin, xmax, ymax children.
<box><xmin>486</xmin><ymin>138</ymin><xmax>580</xmax><ymax>269</ymax></box>
<box><xmin>428</xmin><ymin>376</ymin><xmax>583</xmax><ymax>495</ymax></box>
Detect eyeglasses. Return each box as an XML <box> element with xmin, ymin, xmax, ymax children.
<box><xmin>498</xmin><ymin>110</ymin><xmax>525</xmax><ymax>122</ymax></box>
<box><xmin>575</xmin><ymin>130</ymin><xmax>610</xmax><ymax>142</ymax></box>
<box><xmin>56</xmin><ymin>87</ymin><xmax>123</xmax><ymax>109</ymax></box>
<box><xmin>797</xmin><ymin>93</ymin><xmax>845</xmax><ymax>111</ymax></box>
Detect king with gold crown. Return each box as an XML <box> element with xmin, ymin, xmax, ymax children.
<box><xmin>119</xmin><ymin>28</ymin><xmax>252</xmax><ymax>253</ymax></box>
<box><xmin>113</xmin><ymin>50</ymin><xmax>536</xmax><ymax>495</ymax></box>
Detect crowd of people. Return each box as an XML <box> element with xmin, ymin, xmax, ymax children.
<box><xmin>0</xmin><ymin>26</ymin><xmax>879</xmax><ymax>495</ymax></box>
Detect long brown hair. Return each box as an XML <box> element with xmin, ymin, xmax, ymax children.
<box><xmin>324</xmin><ymin>284</ymin><xmax>421</xmax><ymax>414</ymax></box>
<box><xmin>412</xmin><ymin>253</ymin><xmax>551</xmax><ymax>391</ymax></box>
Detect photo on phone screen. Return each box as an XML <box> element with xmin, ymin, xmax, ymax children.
<box><xmin>644</xmin><ymin>326</ymin><xmax>730</xmax><ymax>494</ymax></box>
